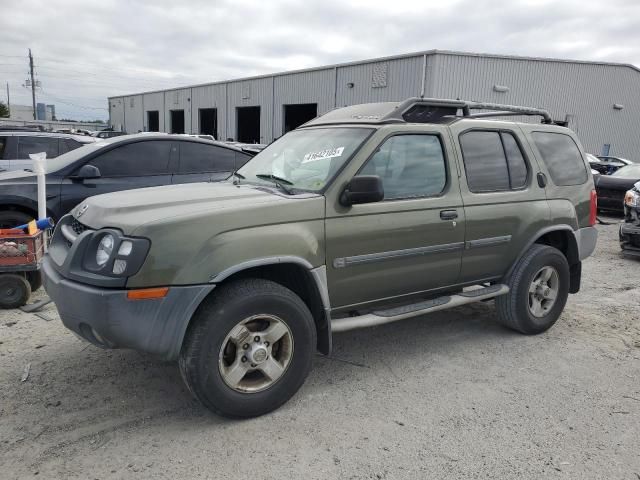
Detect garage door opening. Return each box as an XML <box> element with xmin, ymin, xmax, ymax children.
<box><xmin>147</xmin><ymin>111</ymin><xmax>159</xmax><ymax>132</ymax></box>
<box><xmin>284</xmin><ymin>103</ymin><xmax>317</xmax><ymax>133</ymax></box>
<box><xmin>236</xmin><ymin>106</ymin><xmax>260</xmax><ymax>143</ymax></box>
<box><xmin>199</xmin><ymin>108</ymin><xmax>218</xmax><ymax>139</ymax></box>
<box><xmin>170</xmin><ymin>110</ymin><xmax>185</xmax><ymax>134</ymax></box>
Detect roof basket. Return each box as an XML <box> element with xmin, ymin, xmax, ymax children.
<box><xmin>382</xmin><ymin>97</ymin><xmax>553</xmax><ymax>124</ymax></box>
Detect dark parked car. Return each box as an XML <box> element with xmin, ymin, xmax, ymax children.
<box><xmin>595</xmin><ymin>164</ymin><xmax>640</xmax><ymax>213</ymax></box>
<box><xmin>0</xmin><ymin>131</ymin><xmax>96</xmax><ymax>171</ymax></box>
<box><xmin>0</xmin><ymin>133</ymin><xmax>252</xmax><ymax>227</ymax></box>
<box><xmin>620</xmin><ymin>180</ymin><xmax>640</xmax><ymax>257</ymax></box>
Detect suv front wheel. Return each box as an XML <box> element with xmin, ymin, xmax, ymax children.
<box><xmin>179</xmin><ymin>278</ymin><xmax>316</xmax><ymax>418</ymax></box>
<box><xmin>496</xmin><ymin>244</ymin><xmax>570</xmax><ymax>334</ymax></box>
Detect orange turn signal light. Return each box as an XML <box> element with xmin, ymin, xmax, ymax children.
<box><xmin>126</xmin><ymin>287</ymin><xmax>169</xmax><ymax>300</ymax></box>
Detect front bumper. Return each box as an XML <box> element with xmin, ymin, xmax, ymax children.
<box><xmin>42</xmin><ymin>256</ymin><xmax>214</xmax><ymax>360</ymax></box>
<box><xmin>620</xmin><ymin>220</ymin><xmax>640</xmax><ymax>257</ymax></box>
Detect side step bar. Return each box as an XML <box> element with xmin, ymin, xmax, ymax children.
<box><xmin>331</xmin><ymin>284</ymin><xmax>509</xmax><ymax>333</ymax></box>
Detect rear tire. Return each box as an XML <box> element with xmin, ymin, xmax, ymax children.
<box><xmin>0</xmin><ymin>274</ymin><xmax>31</xmax><ymax>309</ymax></box>
<box><xmin>496</xmin><ymin>244</ymin><xmax>569</xmax><ymax>334</ymax></box>
<box><xmin>179</xmin><ymin>278</ymin><xmax>316</xmax><ymax>418</ymax></box>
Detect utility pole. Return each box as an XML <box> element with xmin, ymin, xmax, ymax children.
<box><xmin>28</xmin><ymin>48</ymin><xmax>36</xmax><ymax>120</ymax></box>
<box><xmin>6</xmin><ymin>82</ymin><xmax>10</xmax><ymax>117</ymax></box>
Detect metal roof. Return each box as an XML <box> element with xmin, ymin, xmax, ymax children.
<box><xmin>108</xmin><ymin>49</ymin><xmax>640</xmax><ymax>100</ymax></box>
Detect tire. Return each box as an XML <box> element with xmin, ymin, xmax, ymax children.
<box><xmin>26</xmin><ymin>271</ymin><xmax>43</xmax><ymax>292</ymax></box>
<box><xmin>179</xmin><ymin>278</ymin><xmax>316</xmax><ymax>418</ymax></box>
<box><xmin>496</xmin><ymin>244</ymin><xmax>570</xmax><ymax>334</ymax></box>
<box><xmin>0</xmin><ymin>210</ymin><xmax>34</xmax><ymax>230</ymax></box>
<box><xmin>0</xmin><ymin>274</ymin><xmax>31</xmax><ymax>309</ymax></box>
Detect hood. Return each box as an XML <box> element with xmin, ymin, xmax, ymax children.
<box><xmin>595</xmin><ymin>175</ymin><xmax>640</xmax><ymax>190</ymax></box>
<box><xmin>72</xmin><ymin>181</ymin><xmax>323</xmax><ymax>234</ymax></box>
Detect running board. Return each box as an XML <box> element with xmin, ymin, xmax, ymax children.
<box><xmin>331</xmin><ymin>284</ymin><xmax>509</xmax><ymax>333</ymax></box>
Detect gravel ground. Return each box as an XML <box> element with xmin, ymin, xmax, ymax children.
<box><xmin>1</xmin><ymin>217</ymin><xmax>639</xmax><ymax>479</ymax></box>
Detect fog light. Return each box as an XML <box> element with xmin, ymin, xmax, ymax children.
<box><xmin>118</xmin><ymin>240</ymin><xmax>133</xmax><ymax>256</ymax></box>
<box><xmin>113</xmin><ymin>259</ymin><xmax>127</xmax><ymax>275</ymax></box>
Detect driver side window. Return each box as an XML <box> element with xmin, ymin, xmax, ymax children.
<box><xmin>360</xmin><ymin>134</ymin><xmax>446</xmax><ymax>200</ymax></box>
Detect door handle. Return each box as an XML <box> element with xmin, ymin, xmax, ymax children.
<box><xmin>537</xmin><ymin>172</ymin><xmax>547</xmax><ymax>188</ymax></box>
<box><xmin>440</xmin><ymin>210</ymin><xmax>458</xmax><ymax>220</ymax></box>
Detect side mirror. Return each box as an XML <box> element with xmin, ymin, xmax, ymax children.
<box><xmin>340</xmin><ymin>175</ymin><xmax>384</xmax><ymax>206</ymax></box>
<box><xmin>72</xmin><ymin>164</ymin><xmax>101</xmax><ymax>180</ymax></box>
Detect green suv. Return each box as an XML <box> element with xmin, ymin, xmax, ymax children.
<box><xmin>43</xmin><ymin>98</ymin><xmax>598</xmax><ymax>417</ymax></box>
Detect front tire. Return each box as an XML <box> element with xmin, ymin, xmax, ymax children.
<box><xmin>496</xmin><ymin>244</ymin><xmax>570</xmax><ymax>334</ymax></box>
<box><xmin>179</xmin><ymin>278</ymin><xmax>316</xmax><ymax>418</ymax></box>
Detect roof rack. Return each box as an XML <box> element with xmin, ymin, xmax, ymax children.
<box><xmin>382</xmin><ymin>97</ymin><xmax>553</xmax><ymax>124</ymax></box>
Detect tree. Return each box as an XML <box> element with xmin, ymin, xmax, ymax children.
<box><xmin>0</xmin><ymin>101</ymin><xmax>9</xmax><ymax>118</ymax></box>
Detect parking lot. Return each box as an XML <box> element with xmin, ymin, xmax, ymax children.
<box><xmin>0</xmin><ymin>217</ymin><xmax>638</xmax><ymax>479</ymax></box>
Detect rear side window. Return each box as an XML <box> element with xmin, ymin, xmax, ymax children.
<box><xmin>18</xmin><ymin>136</ymin><xmax>59</xmax><ymax>159</ymax></box>
<box><xmin>532</xmin><ymin>132</ymin><xmax>588</xmax><ymax>186</ymax></box>
<box><xmin>178</xmin><ymin>142</ymin><xmax>236</xmax><ymax>173</ymax></box>
<box><xmin>88</xmin><ymin>141</ymin><xmax>171</xmax><ymax>176</ymax></box>
<box><xmin>460</xmin><ymin>130</ymin><xmax>529</xmax><ymax>192</ymax></box>
<box><xmin>360</xmin><ymin>134</ymin><xmax>447</xmax><ymax>199</ymax></box>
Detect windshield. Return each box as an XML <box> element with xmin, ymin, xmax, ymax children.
<box><xmin>44</xmin><ymin>141</ymin><xmax>109</xmax><ymax>173</ymax></box>
<box><xmin>236</xmin><ymin>127</ymin><xmax>373</xmax><ymax>191</ymax></box>
<box><xmin>612</xmin><ymin>164</ymin><xmax>640</xmax><ymax>178</ymax></box>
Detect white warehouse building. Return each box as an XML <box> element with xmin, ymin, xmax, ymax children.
<box><xmin>109</xmin><ymin>49</ymin><xmax>640</xmax><ymax>159</ymax></box>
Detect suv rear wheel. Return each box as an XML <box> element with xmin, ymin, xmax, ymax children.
<box><xmin>179</xmin><ymin>278</ymin><xmax>316</xmax><ymax>418</ymax></box>
<box><xmin>496</xmin><ymin>244</ymin><xmax>569</xmax><ymax>334</ymax></box>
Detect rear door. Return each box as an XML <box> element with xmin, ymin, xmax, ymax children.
<box><xmin>449</xmin><ymin>124</ymin><xmax>549</xmax><ymax>283</ymax></box>
<box><xmin>325</xmin><ymin>127</ymin><xmax>465</xmax><ymax>310</ymax></box>
<box><xmin>59</xmin><ymin>139</ymin><xmax>173</xmax><ymax>214</ymax></box>
<box><xmin>171</xmin><ymin>141</ymin><xmax>244</xmax><ymax>184</ymax></box>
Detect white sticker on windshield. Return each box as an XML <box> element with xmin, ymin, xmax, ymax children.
<box><xmin>302</xmin><ymin>147</ymin><xmax>345</xmax><ymax>163</ymax></box>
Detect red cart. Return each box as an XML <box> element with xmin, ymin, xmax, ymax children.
<box><xmin>0</xmin><ymin>229</ymin><xmax>45</xmax><ymax>308</ymax></box>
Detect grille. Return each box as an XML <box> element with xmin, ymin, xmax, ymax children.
<box><xmin>71</xmin><ymin>217</ymin><xmax>90</xmax><ymax>236</ymax></box>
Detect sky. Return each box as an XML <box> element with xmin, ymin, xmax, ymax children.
<box><xmin>2</xmin><ymin>0</ymin><xmax>639</xmax><ymax>121</ymax></box>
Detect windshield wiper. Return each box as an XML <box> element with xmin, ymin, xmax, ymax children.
<box><xmin>255</xmin><ymin>173</ymin><xmax>294</xmax><ymax>194</ymax></box>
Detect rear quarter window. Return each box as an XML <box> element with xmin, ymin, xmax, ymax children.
<box><xmin>532</xmin><ymin>132</ymin><xmax>588</xmax><ymax>186</ymax></box>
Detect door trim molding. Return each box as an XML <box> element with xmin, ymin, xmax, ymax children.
<box><xmin>465</xmin><ymin>235</ymin><xmax>512</xmax><ymax>249</ymax></box>
<box><xmin>333</xmin><ymin>242</ymin><xmax>464</xmax><ymax>268</ymax></box>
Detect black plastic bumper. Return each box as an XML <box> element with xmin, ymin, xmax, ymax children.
<box><xmin>42</xmin><ymin>256</ymin><xmax>214</xmax><ymax>360</ymax></box>
<box><xmin>620</xmin><ymin>221</ymin><xmax>640</xmax><ymax>257</ymax></box>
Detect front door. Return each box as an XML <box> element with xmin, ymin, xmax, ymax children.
<box><xmin>326</xmin><ymin>130</ymin><xmax>465</xmax><ymax>310</ymax></box>
<box><xmin>59</xmin><ymin>140</ymin><xmax>174</xmax><ymax>215</ymax></box>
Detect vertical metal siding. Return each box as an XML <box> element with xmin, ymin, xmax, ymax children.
<box><xmin>163</xmin><ymin>88</ymin><xmax>192</xmax><ymax>133</ymax></box>
<box><xmin>109</xmin><ymin>97</ymin><xmax>125</xmax><ymax>132</ymax></box>
<box><xmin>191</xmin><ymin>84</ymin><xmax>227</xmax><ymax>139</ymax></box>
<box><xmin>430</xmin><ymin>53</ymin><xmax>640</xmax><ymax>158</ymax></box>
<box><xmin>335</xmin><ymin>57</ymin><xmax>423</xmax><ymax>106</ymax></box>
<box><xmin>272</xmin><ymin>68</ymin><xmax>335</xmax><ymax>137</ymax></box>
<box><xmin>142</xmin><ymin>92</ymin><xmax>165</xmax><ymax>131</ymax></box>
<box><xmin>227</xmin><ymin>77</ymin><xmax>273</xmax><ymax>142</ymax></box>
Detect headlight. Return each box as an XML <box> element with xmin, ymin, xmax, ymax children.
<box><xmin>624</xmin><ymin>189</ymin><xmax>640</xmax><ymax>208</ymax></box>
<box><xmin>96</xmin><ymin>234</ymin><xmax>115</xmax><ymax>266</ymax></box>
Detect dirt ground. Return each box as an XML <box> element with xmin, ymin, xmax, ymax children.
<box><xmin>1</xmin><ymin>217</ymin><xmax>639</xmax><ymax>479</ymax></box>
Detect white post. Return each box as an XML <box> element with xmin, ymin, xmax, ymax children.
<box><xmin>30</xmin><ymin>152</ymin><xmax>48</xmax><ymax>250</ymax></box>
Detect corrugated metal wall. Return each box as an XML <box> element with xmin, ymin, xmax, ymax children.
<box><xmin>142</xmin><ymin>92</ymin><xmax>165</xmax><ymax>131</ymax></box>
<box><xmin>109</xmin><ymin>51</ymin><xmax>640</xmax><ymax>157</ymax></box>
<box><xmin>429</xmin><ymin>53</ymin><xmax>640</xmax><ymax>157</ymax></box>
<box><xmin>164</xmin><ymin>88</ymin><xmax>192</xmax><ymax>133</ymax></box>
<box><xmin>273</xmin><ymin>68</ymin><xmax>335</xmax><ymax>136</ymax></box>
